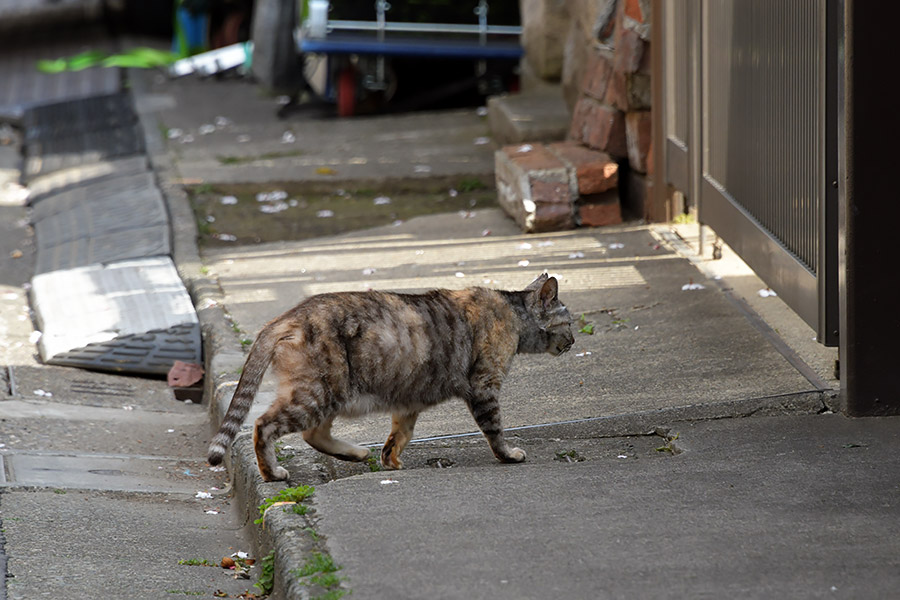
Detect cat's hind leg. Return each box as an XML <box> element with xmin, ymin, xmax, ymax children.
<box><xmin>254</xmin><ymin>388</ymin><xmax>324</xmax><ymax>481</ymax></box>
<box><xmin>381</xmin><ymin>412</ymin><xmax>419</xmax><ymax>470</ymax></box>
<box><xmin>302</xmin><ymin>418</ymin><xmax>369</xmax><ymax>462</ymax></box>
<box><xmin>253</xmin><ymin>408</ymin><xmax>294</xmax><ymax>482</ymax></box>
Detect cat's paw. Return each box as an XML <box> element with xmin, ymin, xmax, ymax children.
<box><xmin>503</xmin><ymin>447</ymin><xmax>527</xmax><ymax>463</ymax></box>
<box><xmin>261</xmin><ymin>466</ymin><xmax>290</xmax><ymax>482</ymax></box>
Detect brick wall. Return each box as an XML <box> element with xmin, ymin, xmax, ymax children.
<box><xmin>497</xmin><ymin>0</ymin><xmax>654</xmax><ymax>232</ymax></box>
<box><xmin>568</xmin><ymin>0</ymin><xmax>653</xmax><ymax>219</ymax></box>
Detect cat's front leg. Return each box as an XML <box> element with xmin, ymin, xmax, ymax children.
<box><xmin>464</xmin><ymin>390</ymin><xmax>526</xmax><ymax>464</ymax></box>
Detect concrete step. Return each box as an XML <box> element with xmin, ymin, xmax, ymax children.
<box><xmin>486</xmin><ymin>84</ymin><xmax>571</xmax><ymax>145</ymax></box>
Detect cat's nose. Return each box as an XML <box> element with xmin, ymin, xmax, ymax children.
<box><xmin>553</xmin><ymin>335</ymin><xmax>574</xmax><ymax>355</ymax></box>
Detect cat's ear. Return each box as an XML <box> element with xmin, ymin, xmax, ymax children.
<box><xmin>539</xmin><ymin>277</ymin><xmax>559</xmax><ymax>310</ymax></box>
<box><xmin>524</xmin><ymin>272</ymin><xmax>550</xmax><ymax>292</ymax></box>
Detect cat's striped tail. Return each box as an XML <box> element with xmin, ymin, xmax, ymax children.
<box><xmin>207</xmin><ymin>321</ymin><xmax>282</xmax><ymax>466</ymax></box>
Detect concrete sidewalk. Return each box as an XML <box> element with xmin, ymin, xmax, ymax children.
<box><xmin>124</xmin><ymin>65</ymin><xmax>900</xmax><ymax>600</ymax></box>
<box><xmin>314</xmin><ymin>414</ymin><xmax>900</xmax><ymax>599</ymax></box>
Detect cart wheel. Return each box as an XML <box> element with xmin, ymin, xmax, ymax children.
<box><xmin>337</xmin><ymin>68</ymin><xmax>356</xmax><ymax>117</ymax></box>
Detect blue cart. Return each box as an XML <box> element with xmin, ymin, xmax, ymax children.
<box><xmin>297</xmin><ymin>0</ymin><xmax>523</xmax><ymax>116</ymax></box>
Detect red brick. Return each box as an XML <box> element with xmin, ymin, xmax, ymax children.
<box><xmin>495</xmin><ymin>147</ymin><xmax>572</xmax><ymax>233</ymax></box>
<box><xmin>530</xmin><ymin>179</ymin><xmax>571</xmax><ymax>205</ymax></box>
<box><xmin>568</xmin><ymin>98</ymin><xmax>596</xmax><ymax>145</ymax></box>
<box><xmin>501</xmin><ymin>143</ymin><xmax>566</xmax><ymax>172</ymax></box>
<box><xmin>585</xmin><ymin>104</ymin><xmax>628</xmax><ymax>158</ymax></box>
<box><xmin>578</xmin><ymin>195</ymin><xmax>623</xmax><ymax>227</ymax></box>
<box><xmin>614</xmin><ymin>27</ymin><xmax>646</xmax><ymax>75</ymax></box>
<box><xmin>624</xmin><ymin>0</ymin><xmax>645</xmax><ymax>24</ymax></box>
<box><xmin>547</xmin><ymin>141</ymin><xmax>619</xmax><ymax>195</ymax></box>
<box><xmin>533</xmin><ymin>199</ymin><xmax>576</xmax><ymax>232</ymax></box>
<box><xmin>581</xmin><ymin>49</ymin><xmax>614</xmax><ymax>101</ymax></box>
<box><xmin>625</xmin><ymin>110</ymin><xmax>652</xmax><ymax>173</ymax></box>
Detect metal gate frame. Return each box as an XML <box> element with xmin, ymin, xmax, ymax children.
<box><xmin>654</xmin><ymin>0</ymin><xmax>839</xmax><ymax>347</ymax></box>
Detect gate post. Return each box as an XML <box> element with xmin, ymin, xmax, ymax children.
<box><xmin>839</xmin><ymin>0</ymin><xmax>900</xmax><ymax>415</ymax></box>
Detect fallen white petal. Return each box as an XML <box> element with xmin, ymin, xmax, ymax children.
<box><xmin>474</xmin><ymin>137</ymin><xmax>490</xmax><ymax>145</ymax></box>
<box><xmin>413</xmin><ymin>165</ymin><xmax>431</xmax><ymax>173</ymax></box>
<box><xmin>568</xmin><ymin>252</ymin><xmax>585</xmax><ymax>259</ymax></box>
<box><xmin>681</xmin><ymin>283</ymin><xmax>706</xmax><ymax>291</ymax></box>
<box><xmin>220</xmin><ymin>195</ymin><xmax>238</xmax><ymax>205</ymax></box>
<box><xmin>476</xmin><ymin>106</ymin><xmax>489</xmax><ymax>117</ymax></box>
<box><xmin>455</xmin><ymin>272</ymin><xmax>465</xmax><ymax>278</ymax></box>
<box><xmin>380</xmin><ymin>479</ymin><xmax>399</xmax><ymax>485</ymax></box>
<box><xmin>317</xmin><ymin>210</ymin><xmax>335</xmax><ymax>218</ymax></box>
<box><xmin>362</xmin><ymin>268</ymin><xmax>377</xmax><ymax>276</ymax></box>
<box><xmin>281</xmin><ymin>131</ymin><xmax>296</xmax><ymax>144</ymax></box>
<box><xmin>205</xmin><ymin>510</ymin><xmax>220</xmax><ymax>515</ymax></box>
<box><xmin>516</xmin><ymin>144</ymin><xmax>533</xmax><ymax>153</ymax></box>
<box><xmin>517</xmin><ymin>260</ymin><xmax>530</xmax><ymax>267</ymax></box>
<box><xmin>608</xmin><ymin>242</ymin><xmax>624</xmax><ymax>249</ymax></box>
<box><xmin>617</xmin><ymin>455</ymin><xmax>628</xmax><ymax>459</ymax></box>
<box><xmin>166</xmin><ymin>128</ymin><xmax>183</xmax><ymax>139</ymax></box>
<box><xmin>575</xmin><ymin>351</ymin><xmax>593</xmax><ymax>357</ymax></box>
<box><xmin>199</xmin><ymin>124</ymin><xmax>216</xmax><ymax>135</ymax></box>
<box><xmin>758</xmin><ymin>288</ymin><xmax>778</xmax><ymax>298</ymax></box>
<box><xmin>373</xmin><ymin>196</ymin><xmax>391</xmax><ymax>205</ymax></box>
<box><xmin>195</xmin><ymin>491</ymin><xmax>213</xmax><ymax>499</ymax></box>
<box><xmin>29</xmin><ymin>330</ymin><xmax>42</xmax><ymax>344</ymax></box>
<box><xmin>518</xmin><ymin>242</ymin><xmax>533</xmax><ymax>250</ymax></box>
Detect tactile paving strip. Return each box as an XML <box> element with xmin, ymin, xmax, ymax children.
<box><xmin>22</xmin><ymin>92</ymin><xmax>136</xmax><ymax>142</ymax></box>
<box><xmin>23</xmin><ymin>123</ymin><xmax>145</xmax><ymax>180</ymax></box>
<box><xmin>31</xmin><ymin>172</ymin><xmax>171</xmax><ymax>273</ymax></box>
<box><xmin>26</xmin><ymin>156</ymin><xmax>150</xmax><ymax>201</ymax></box>
<box><xmin>34</xmin><ymin>225</ymin><xmax>171</xmax><ymax>274</ymax></box>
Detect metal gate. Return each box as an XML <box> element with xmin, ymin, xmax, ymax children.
<box><xmin>658</xmin><ymin>0</ymin><xmax>839</xmax><ymax>346</ymax></box>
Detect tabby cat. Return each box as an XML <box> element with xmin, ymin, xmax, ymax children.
<box><xmin>207</xmin><ymin>273</ymin><xmax>574</xmax><ymax>481</ymax></box>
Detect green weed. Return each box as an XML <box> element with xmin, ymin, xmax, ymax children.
<box><xmin>457</xmin><ymin>177</ymin><xmax>488</xmax><ymax>192</ymax></box>
<box><xmin>255</xmin><ymin>485</ymin><xmax>316</xmax><ymax>525</ymax></box>
<box><xmin>254</xmin><ymin>550</ymin><xmax>275</xmax><ymax>595</ymax></box>
<box><xmin>177</xmin><ymin>558</ymin><xmax>214</xmax><ymax>567</ymax></box>
<box><xmin>293</xmin><ymin>552</ymin><xmax>349</xmax><ymax>599</ymax></box>
<box><xmin>366</xmin><ymin>449</ymin><xmax>382</xmax><ymax>472</ymax></box>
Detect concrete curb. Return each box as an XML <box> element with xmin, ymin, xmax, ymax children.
<box><xmin>134</xmin><ymin>70</ymin><xmax>323</xmax><ymax>596</ymax></box>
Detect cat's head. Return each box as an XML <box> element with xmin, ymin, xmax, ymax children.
<box><xmin>523</xmin><ymin>273</ymin><xmax>574</xmax><ymax>356</ymax></box>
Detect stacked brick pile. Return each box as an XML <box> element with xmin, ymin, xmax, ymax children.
<box><xmin>495</xmin><ymin>141</ymin><xmax>619</xmax><ymax>233</ymax></box>
<box><xmin>495</xmin><ymin>0</ymin><xmax>652</xmax><ymax>233</ymax></box>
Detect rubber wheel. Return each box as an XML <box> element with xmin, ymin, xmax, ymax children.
<box><xmin>337</xmin><ymin>68</ymin><xmax>356</xmax><ymax>117</ymax></box>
